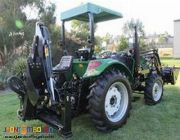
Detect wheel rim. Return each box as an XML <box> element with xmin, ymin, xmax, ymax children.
<box><xmin>105</xmin><ymin>82</ymin><xmax>129</xmax><ymax>122</ymax></box>
<box><xmin>152</xmin><ymin>80</ymin><xmax>163</xmax><ymax>101</ymax></box>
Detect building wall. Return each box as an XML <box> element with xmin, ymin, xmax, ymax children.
<box><xmin>174</xmin><ymin>20</ymin><xmax>180</xmax><ymax>58</ymax></box>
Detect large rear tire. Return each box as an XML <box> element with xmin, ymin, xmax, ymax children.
<box><xmin>144</xmin><ymin>73</ymin><xmax>164</xmax><ymax>105</ymax></box>
<box><xmin>88</xmin><ymin>70</ymin><xmax>132</xmax><ymax>131</ymax></box>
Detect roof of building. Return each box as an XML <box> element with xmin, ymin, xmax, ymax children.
<box><xmin>61</xmin><ymin>3</ymin><xmax>122</xmax><ymax>22</ymax></box>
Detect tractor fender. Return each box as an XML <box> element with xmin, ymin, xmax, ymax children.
<box><xmin>83</xmin><ymin>58</ymin><xmax>133</xmax><ymax>83</ymax></box>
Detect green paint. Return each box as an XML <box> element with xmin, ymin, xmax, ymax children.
<box><xmin>72</xmin><ymin>59</ymin><xmax>89</xmax><ymax>77</ymax></box>
<box><xmin>15</xmin><ymin>20</ymin><xmax>24</xmax><ymax>29</ymax></box>
<box><xmin>64</xmin><ymin>59</ymin><xmax>89</xmax><ymax>80</ymax></box>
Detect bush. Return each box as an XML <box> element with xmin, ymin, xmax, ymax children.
<box><xmin>0</xmin><ymin>57</ymin><xmax>27</xmax><ymax>88</ymax></box>
<box><xmin>12</xmin><ymin>57</ymin><xmax>27</xmax><ymax>76</ymax></box>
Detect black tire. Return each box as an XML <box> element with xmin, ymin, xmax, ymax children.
<box><xmin>144</xmin><ymin>73</ymin><xmax>164</xmax><ymax>105</ymax></box>
<box><xmin>88</xmin><ymin>70</ymin><xmax>132</xmax><ymax>132</ymax></box>
<box><xmin>170</xmin><ymin>69</ymin><xmax>176</xmax><ymax>85</ymax></box>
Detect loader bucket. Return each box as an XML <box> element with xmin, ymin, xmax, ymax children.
<box><xmin>162</xmin><ymin>67</ymin><xmax>179</xmax><ymax>85</ymax></box>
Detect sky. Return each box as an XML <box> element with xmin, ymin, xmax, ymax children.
<box><xmin>50</xmin><ymin>0</ymin><xmax>180</xmax><ymax>36</ymax></box>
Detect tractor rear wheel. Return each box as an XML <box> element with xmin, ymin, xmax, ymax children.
<box><xmin>144</xmin><ymin>73</ymin><xmax>164</xmax><ymax>105</ymax></box>
<box><xmin>88</xmin><ymin>70</ymin><xmax>132</xmax><ymax>132</ymax></box>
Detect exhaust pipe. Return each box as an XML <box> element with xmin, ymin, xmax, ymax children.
<box><xmin>134</xmin><ymin>26</ymin><xmax>140</xmax><ymax>75</ymax></box>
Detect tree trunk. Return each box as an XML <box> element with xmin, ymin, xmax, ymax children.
<box><xmin>0</xmin><ymin>50</ymin><xmax>5</xmax><ymax>67</ymax></box>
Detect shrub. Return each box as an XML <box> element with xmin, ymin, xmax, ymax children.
<box><xmin>12</xmin><ymin>57</ymin><xmax>27</xmax><ymax>76</ymax></box>
<box><xmin>0</xmin><ymin>57</ymin><xmax>27</xmax><ymax>88</ymax></box>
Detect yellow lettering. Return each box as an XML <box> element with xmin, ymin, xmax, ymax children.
<box><xmin>9</xmin><ymin>127</ymin><xmax>14</xmax><ymax>133</ymax></box>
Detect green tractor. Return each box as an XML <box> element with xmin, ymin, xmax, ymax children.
<box><xmin>8</xmin><ymin>3</ymin><xmax>176</xmax><ymax>137</ymax></box>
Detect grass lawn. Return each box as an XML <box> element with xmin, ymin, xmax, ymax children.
<box><xmin>0</xmin><ymin>58</ymin><xmax>180</xmax><ymax>140</ymax></box>
<box><xmin>160</xmin><ymin>57</ymin><xmax>180</xmax><ymax>67</ymax></box>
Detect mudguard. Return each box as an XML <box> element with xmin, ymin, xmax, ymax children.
<box><xmin>83</xmin><ymin>58</ymin><xmax>134</xmax><ymax>83</ymax></box>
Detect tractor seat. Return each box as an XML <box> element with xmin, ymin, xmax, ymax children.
<box><xmin>53</xmin><ymin>56</ymin><xmax>73</xmax><ymax>73</ymax></box>
<box><xmin>111</xmin><ymin>54</ymin><xmax>134</xmax><ymax>72</ymax></box>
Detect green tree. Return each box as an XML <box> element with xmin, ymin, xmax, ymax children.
<box><xmin>158</xmin><ymin>32</ymin><xmax>169</xmax><ymax>44</ymax></box>
<box><xmin>117</xmin><ymin>35</ymin><xmax>128</xmax><ymax>51</ymax></box>
<box><xmin>39</xmin><ymin>3</ymin><xmax>56</xmax><ymax>28</ymax></box>
<box><xmin>0</xmin><ymin>0</ymin><xmax>45</xmax><ymax>65</ymax></box>
<box><xmin>70</xmin><ymin>20</ymin><xmax>97</xmax><ymax>46</ymax></box>
<box><xmin>0</xmin><ymin>0</ymin><xmax>58</xmax><ymax>66</ymax></box>
<box><xmin>94</xmin><ymin>36</ymin><xmax>103</xmax><ymax>53</ymax></box>
<box><xmin>123</xmin><ymin>18</ymin><xmax>145</xmax><ymax>38</ymax></box>
<box><xmin>122</xmin><ymin>19</ymin><xmax>147</xmax><ymax>50</ymax></box>
<box><xmin>139</xmin><ymin>38</ymin><xmax>148</xmax><ymax>51</ymax></box>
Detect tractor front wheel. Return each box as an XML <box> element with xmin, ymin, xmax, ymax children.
<box><xmin>88</xmin><ymin>70</ymin><xmax>132</xmax><ymax>131</ymax></box>
<box><xmin>144</xmin><ymin>73</ymin><xmax>164</xmax><ymax>105</ymax></box>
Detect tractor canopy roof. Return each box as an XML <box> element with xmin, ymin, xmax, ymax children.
<box><xmin>61</xmin><ymin>3</ymin><xmax>123</xmax><ymax>23</ymax></box>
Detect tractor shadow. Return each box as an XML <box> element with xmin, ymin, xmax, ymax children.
<box><xmin>132</xmin><ymin>96</ymin><xmax>142</xmax><ymax>102</ymax></box>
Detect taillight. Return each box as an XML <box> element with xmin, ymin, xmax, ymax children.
<box><xmin>88</xmin><ymin>61</ymin><xmax>101</xmax><ymax>70</ymax></box>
